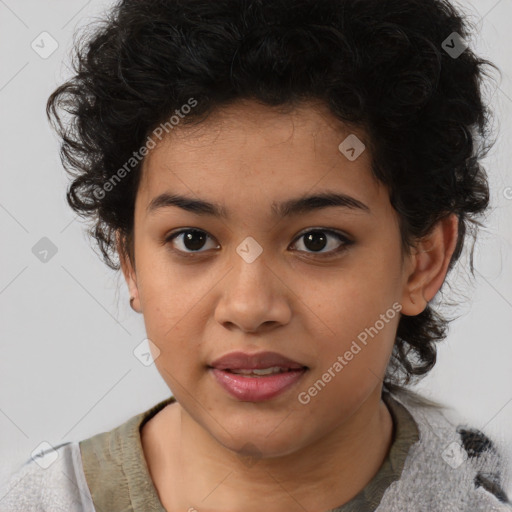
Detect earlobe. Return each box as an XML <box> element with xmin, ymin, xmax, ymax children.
<box><xmin>400</xmin><ymin>214</ymin><xmax>459</xmax><ymax>317</ymax></box>
<box><xmin>117</xmin><ymin>231</ymin><xmax>141</xmax><ymax>313</ymax></box>
<box><xmin>130</xmin><ymin>295</ymin><xmax>139</xmax><ymax>313</ymax></box>
<box><xmin>124</xmin><ymin>263</ymin><xmax>142</xmax><ymax>314</ymax></box>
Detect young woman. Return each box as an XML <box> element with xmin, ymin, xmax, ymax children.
<box><xmin>1</xmin><ymin>0</ymin><xmax>510</xmax><ymax>510</ymax></box>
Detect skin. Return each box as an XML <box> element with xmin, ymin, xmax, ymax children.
<box><xmin>118</xmin><ymin>99</ymin><xmax>458</xmax><ymax>511</ymax></box>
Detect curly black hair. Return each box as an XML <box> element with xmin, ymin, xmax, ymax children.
<box><xmin>47</xmin><ymin>0</ymin><xmax>500</xmax><ymax>396</ymax></box>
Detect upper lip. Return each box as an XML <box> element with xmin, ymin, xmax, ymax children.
<box><xmin>209</xmin><ymin>351</ymin><xmax>307</xmax><ymax>370</ymax></box>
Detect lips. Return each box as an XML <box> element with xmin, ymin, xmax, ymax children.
<box><xmin>208</xmin><ymin>350</ymin><xmax>307</xmax><ymax>371</ymax></box>
<box><xmin>208</xmin><ymin>350</ymin><xmax>309</xmax><ymax>401</ymax></box>
<box><xmin>210</xmin><ymin>367</ymin><xmax>307</xmax><ymax>401</ymax></box>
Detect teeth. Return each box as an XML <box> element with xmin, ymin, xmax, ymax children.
<box><xmin>229</xmin><ymin>366</ymin><xmax>288</xmax><ymax>376</ymax></box>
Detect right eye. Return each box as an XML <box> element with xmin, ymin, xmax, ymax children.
<box><xmin>165</xmin><ymin>229</ymin><xmax>219</xmax><ymax>256</ymax></box>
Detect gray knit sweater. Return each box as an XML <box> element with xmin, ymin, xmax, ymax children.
<box><xmin>1</xmin><ymin>389</ymin><xmax>511</xmax><ymax>511</ymax></box>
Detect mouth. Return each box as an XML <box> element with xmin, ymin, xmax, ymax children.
<box><xmin>208</xmin><ymin>366</ymin><xmax>309</xmax><ymax>401</ymax></box>
<box><xmin>214</xmin><ymin>366</ymin><xmax>308</xmax><ymax>376</ymax></box>
<box><xmin>207</xmin><ymin>350</ymin><xmax>309</xmax><ymax>401</ymax></box>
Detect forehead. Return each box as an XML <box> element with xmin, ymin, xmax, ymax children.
<box><xmin>146</xmin><ymin>99</ymin><xmax>363</xmax><ymax>156</ymax></box>
<box><xmin>137</xmin><ymin>100</ymin><xmax>384</xmax><ymax>216</ymax></box>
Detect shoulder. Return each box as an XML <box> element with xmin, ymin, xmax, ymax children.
<box><xmin>0</xmin><ymin>442</ymin><xmax>94</xmax><ymax>512</ymax></box>
<box><xmin>379</xmin><ymin>389</ymin><xmax>512</xmax><ymax>511</ymax></box>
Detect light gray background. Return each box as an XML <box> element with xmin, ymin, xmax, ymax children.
<box><xmin>1</xmin><ymin>0</ymin><xmax>511</xmax><ymax>495</ymax></box>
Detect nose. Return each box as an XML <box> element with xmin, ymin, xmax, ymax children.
<box><xmin>214</xmin><ymin>251</ymin><xmax>292</xmax><ymax>334</ymax></box>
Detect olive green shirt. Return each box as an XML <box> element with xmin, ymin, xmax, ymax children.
<box><xmin>79</xmin><ymin>391</ymin><xmax>420</xmax><ymax>511</ymax></box>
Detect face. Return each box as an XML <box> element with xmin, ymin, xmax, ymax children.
<box><xmin>120</xmin><ymin>99</ymin><xmax>432</xmax><ymax>458</ymax></box>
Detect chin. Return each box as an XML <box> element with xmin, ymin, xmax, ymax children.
<box><xmin>213</xmin><ymin>426</ymin><xmax>307</xmax><ymax>461</ymax></box>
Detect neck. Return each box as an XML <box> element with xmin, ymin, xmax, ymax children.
<box><xmin>146</xmin><ymin>386</ymin><xmax>394</xmax><ymax>512</ymax></box>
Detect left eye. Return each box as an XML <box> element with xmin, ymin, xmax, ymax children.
<box><xmin>291</xmin><ymin>229</ymin><xmax>352</xmax><ymax>256</ymax></box>
<box><xmin>165</xmin><ymin>228</ymin><xmax>352</xmax><ymax>257</ymax></box>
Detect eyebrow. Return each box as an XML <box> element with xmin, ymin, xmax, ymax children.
<box><xmin>146</xmin><ymin>191</ymin><xmax>371</xmax><ymax>218</ymax></box>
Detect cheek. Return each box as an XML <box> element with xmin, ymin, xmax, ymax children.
<box><xmin>136</xmin><ymin>251</ymin><xmax>200</xmax><ymax>330</ymax></box>
<box><xmin>299</xmin><ymin>268</ymin><xmax>399</xmax><ymax>377</ymax></box>
<box><xmin>296</xmin><ymin>264</ymin><xmax>397</xmax><ymax>334</ymax></box>
<box><xmin>137</xmin><ymin>272</ymin><xmax>208</xmax><ymax>369</ymax></box>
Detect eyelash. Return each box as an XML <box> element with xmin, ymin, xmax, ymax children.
<box><xmin>164</xmin><ymin>228</ymin><xmax>354</xmax><ymax>259</ymax></box>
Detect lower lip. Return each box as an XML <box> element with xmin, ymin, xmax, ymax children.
<box><xmin>210</xmin><ymin>368</ymin><xmax>307</xmax><ymax>402</ymax></box>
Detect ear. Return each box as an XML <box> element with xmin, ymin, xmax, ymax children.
<box><xmin>400</xmin><ymin>214</ymin><xmax>459</xmax><ymax>316</ymax></box>
<box><xmin>116</xmin><ymin>231</ymin><xmax>141</xmax><ymax>313</ymax></box>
